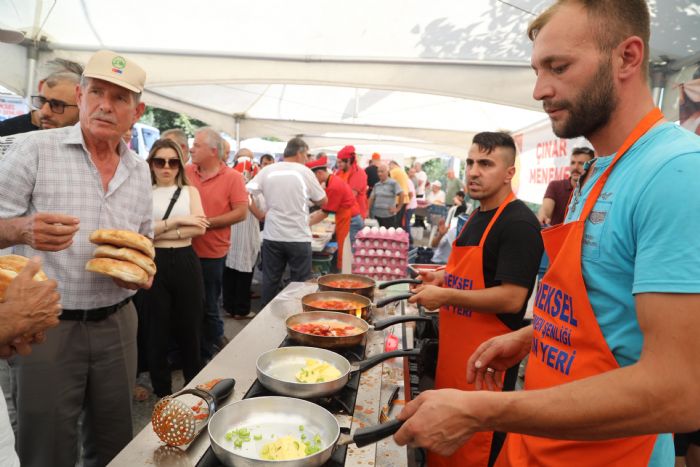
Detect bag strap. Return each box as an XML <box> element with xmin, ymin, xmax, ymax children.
<box><xmin>162</xmin><ymin>187</ymin><xmax>182</xmax><ymax>220</ymax></box>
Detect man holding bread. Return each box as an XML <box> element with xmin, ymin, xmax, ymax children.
<box><xmin>0</xmin><ymin>50</ymin><xmax>153</xmax><ymax>467</ymax></box>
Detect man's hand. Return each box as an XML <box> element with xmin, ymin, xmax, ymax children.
<box><xmin>0</xmin><ymin>258</ymin><xmax>61</xmax><ymax>349</ymax></box>
<box><xmin>113</xmin><ymin>275</ymin><xmax>154</xmax><ymax>291</ymax></box>
<box><xmin>408</xmin><ymin>284</ymin><xmax>447</xmax><ymax>310</ymax></box>
<box><xmin>536</xmin><ymin>212</ymin><xmax>551</xmax><ymax>226</ymax></box>
<box><xmin>21</xmin><ymin>213</ymin><xmax>80</xmax><ymax>251</ymax></box>
<box><xmin>415</xmin><ymin>269</ymin><xmax>445</xmax><ymax>287</ymax></box>
<box><xmin>467</xmin><ymin>326</ymin><xmax>533</xmax><ymax>390</ymax></box>
<box><xmin>394</xmin><ymin>389</ymin><xmax>486</xmax><ymax>456</ymax></box>
<box><xmin>436</xmin><ymin>218</ymin><xmax>448</xmax><ymax>236</ymax></box>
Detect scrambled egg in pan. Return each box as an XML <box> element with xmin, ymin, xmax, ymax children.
<box><xmin>295</xmin><ymin>359</ymin><xmax>342</xmax><ymax>383</ymax></box>
<box><xmin>260</xmin><ymin>436</ymin><xmax>308</xmax><ymax>460</ymax></box>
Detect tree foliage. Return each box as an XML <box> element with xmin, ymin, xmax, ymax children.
<box><xmin>139</xmin><ymin>106</ymin><xmax>207</xmax><ymax>137</ymax></box>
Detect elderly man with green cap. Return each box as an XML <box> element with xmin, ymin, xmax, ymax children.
<box><xmin>0</xmin><ymin>50</ymin><xmax>152</xmax><ymax>467</ymax></box>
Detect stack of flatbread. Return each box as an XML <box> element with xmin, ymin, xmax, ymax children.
<box><xmin>0</xmin><ymin>254</ymin><xmax>49</xmax><ymax>300</ymax></box>
<box><xmin>86</xmin><ymin>229</ymin><xmax>156</xmax><ymax>285</ymax></box>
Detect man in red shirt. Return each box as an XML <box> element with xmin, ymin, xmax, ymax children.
<box><xmin>308</xmin><ymin>156</ymin><xmax>364</xmax><ymax>270</ymax></box>
<box><xmin>186</xmin><ymin>128</ymin><xmax>248</xmax><ymax>358</ymax></box>
<box><xmin>334</xmin><ymin>145</ymin><xmax>368</xmax><ymax>219</ymax></box>
<box><xmin>537</xmin><ymin>147</ymin><xmax>595</xmax><ymax>225</ymax></box>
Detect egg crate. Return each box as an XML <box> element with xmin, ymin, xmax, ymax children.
<box><xmin>352</xmin><ymin>247</ymin><xmax>407</xmax><ymax>258</ymax></box>
<box><xmin>355</xmin><ymin>232</ymin><xmax>410</xmax><ymax>244</ymax></box>
<box><xmin>352</xmin><ymin>256</ymin><xmax>408</xmax><ymax>268</ymax></box>
<box><xmin>353</xmin><ymin>240</ymin><xmax>409</xmax><ymax>252</ymax></box>
<box><xmin>352</xmin><ymin>272</ymin><xmax>409</xmax><ymax>282</ymax></box>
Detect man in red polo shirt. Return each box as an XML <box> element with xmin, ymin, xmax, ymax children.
<box><xmin>308</xmin><ymin>156</ymin><xmax>364</xmax><ymax>270</ymax></box>
<box><xmin>536</xmin><ymin>147</ymin><xmax>595</xmax><ymax>226</ymax></box>
<box><xmin>334</xmin><ymin>145</ymin><xmax>368</xmax><ymax>219</ymax></box>
<box><xmin>186</xmin><ymin>127</ymin><xmax>248</xmax><ymax>358</ymax></box>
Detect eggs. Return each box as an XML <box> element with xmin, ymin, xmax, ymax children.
<box><xmin>371</xmin><ymin>226</ymin><xmax>379</xmax><ymax>234</ymax></box>
<box><xmin>388</xmin><ymin>227</ymin><xmax>396</xmax><ymax>234</ymax></box>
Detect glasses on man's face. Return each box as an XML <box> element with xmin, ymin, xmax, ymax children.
<box><xmin>150</xmin><ymin>157</ymin><xmax>180</xmax><ymax>169</ymax></box>
<box><xmin>31</xmin><ymin>96</ymin><xmax>78</xmax><ymax>114</ymax></box>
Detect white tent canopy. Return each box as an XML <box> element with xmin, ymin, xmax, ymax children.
<box><xmin>0</xmin><ymin>0</ymin><xmax>698</xmax><ymax>157</ymax></box>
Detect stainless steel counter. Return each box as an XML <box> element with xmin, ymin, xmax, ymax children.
<box><xmin>109</xmin><ymin>282</ymin><xmax>414</xmax><ymax>466</ymax></box>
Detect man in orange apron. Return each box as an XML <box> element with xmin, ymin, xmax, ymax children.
<box><xmin>408</xmin><ymin>131</ymin><xmax>544</xmax><ymax>466</ymax></box>
<box><xmin>335</xmin><ymin>145</ymin><xmax>368</xmax><ymax>219</ymax></box>
<box><xmin>393</xmin><ymin>1</ymin><xmax>700</xmax><ymax>466</ymax></box>
<box><xmin>308</xmin><ymin>156</ymin><xmax>363</xmax><ymax>270</ymax></box>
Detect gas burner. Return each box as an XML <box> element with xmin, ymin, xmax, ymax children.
<box><xmin>196</xmin><ymin>336</ymin><xmax>367</xmax><ymax>466</ymax></box>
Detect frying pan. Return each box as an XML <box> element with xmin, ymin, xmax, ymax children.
<box><xmin>317</xmin><ymin>273</ymin><xmax>421</xmax><ymax>301</ymax></box>
<box><xmin>301</xmin><ymin>288</ymin><xmax>419</xmax><ymax>321</ymax></box>
<box><xmin>256</xmin><ymin>346</ymin><xmax>420</xmax><ymax>399</ymax></box>
<box><xmin>286</xmin><ymin>310</ymin><xmax>433</xmax><ymax>349</ymax></box>
<box><xmin>208</xmin><ymin>396</ymin><xmax>402</xmax><ymax>467</ymax></box>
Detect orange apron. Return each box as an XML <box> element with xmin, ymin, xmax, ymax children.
<box><xmin>495</xmin><ymin>108</ymin><xmax>664</xmax><ymax>467</ymax></box>
<box><xmin>429</xmin><ymin>192</ymin><xmax>516</xmax><ymax>467</ymax></box>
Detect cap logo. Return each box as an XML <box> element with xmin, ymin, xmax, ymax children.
<box><xmin>111</xmin><ymin>56</ymin><xmax>126</xmax><ymax>74</ymax></box>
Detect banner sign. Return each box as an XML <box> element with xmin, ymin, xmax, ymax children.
<box><xmin>513</xmin><ymin>120</ymin><xmax>589</xmax><ymax>204</ymax></box>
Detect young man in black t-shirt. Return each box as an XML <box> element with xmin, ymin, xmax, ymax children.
<box><xmin>406</xmin><ymin>131</ymin><xmax>543</xmax><ymax>466</ymax></box>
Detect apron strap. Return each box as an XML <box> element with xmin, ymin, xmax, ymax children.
<box><xmin>478</xmin><ymin>192</ymin><xmax>515</xmax><ymax>248</ymax></box>
<box><xmin>580</xmin><ymin>108</ymin><xmax>664</xmax><ymax>219</ymax></box>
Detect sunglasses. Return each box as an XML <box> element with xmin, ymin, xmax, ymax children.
<box><xmin>31</xmin><ymin>95</ymin><xmax>78</xmax><ymax>114</ymax></box>
<box><xmin>150</xmin><ymin>157</ymin><xmax>181</xmax><ymax>169</ymax></box>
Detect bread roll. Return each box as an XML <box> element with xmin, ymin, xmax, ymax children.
<box><xmin>89</xmin><ymin>229</ymin><xmax>155</xmax><ymax>259</ymax></box>
<box><xmin>85</xmin><ymin>258</ymin><xmax>148</xmax><ymax>285</ymax></box>
<box><xmin>93</xmin><ymin>245</ymin><xmax>156</xmax><ymax>276</ymax></box>
<box><xmin>0</xmin><ymin>254</ymin><xmax>48</xmax><ymax>281</ymax></box>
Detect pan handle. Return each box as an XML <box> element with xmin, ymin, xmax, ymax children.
<box><xmin>372</xmin><ymin>314</ymin><xmax>434</xmax><ymax>331</ymax></box>
<box><xmin>352</xmin><ymin>419</ymin><xmax>405</xmax><ymax>448</ymax></box>
<box><xmin>375</xmin><ymin>293</ymin><xmax>414</xmax><ymax>308</ymax></box>
<box><xmin>377</xmin><ymin>278</ymin><xmax>422</xmax><ymax>289</ymax></box>
<box><xmin>355</xmin><ymin>348</ymin><xmax>421</xmax><ymax>373</ymax></box>
<box><xmin>208</xmin><ymin>378</ymin><xmax>236</xmax><ymax>405</ymax></box>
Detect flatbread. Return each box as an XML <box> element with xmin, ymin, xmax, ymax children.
<box><xmin>0</xmin><ymin>254</ymin><xmax>48</xmax><ymax>280</ymax></box>
<box><xmin>0</xmin><ymin>255</ymin><xmax>48</xmax><ymax>300</ymax></box>
<box><xmin>89</xmin><ymin>229</ymin><xmax>155</xmax><ymax>259</ymax></box>
<box><xmin>85</xmin><ymin>258</ymin><xmax>148</xmax><ymax>285</ymax></box>
<box><xmin>93</xmin><ymin>245</ymin><xmax>156</xmax><ymax>276</ymax></box>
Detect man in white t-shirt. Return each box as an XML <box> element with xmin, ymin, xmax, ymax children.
<box><xmin>247</xmin><ymin>137</ymin><xmax>327</xmax><ymax>306</ymax></box>
<box><xmin>413</xmin><ymin>162</ymin><xmax>428</xmax><ymax>198</ymax></box>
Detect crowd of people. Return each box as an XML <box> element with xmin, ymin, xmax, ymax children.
<box><xmin>0</xmin><ymin>1</ymin><xmax>698</xmax><ymax>467</ymax></box>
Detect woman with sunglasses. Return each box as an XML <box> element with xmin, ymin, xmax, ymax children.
<box><xmin>144</xmin><ymin>138</ymin><xmax>209</xmax><ymax>397</ymax></box>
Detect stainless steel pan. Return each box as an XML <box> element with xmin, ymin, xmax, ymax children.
<box><xmin>286</xmin><ymin>310</ymin><xmax>433</xmax><ymax>348</ymax></box>
<box><xmin>208</xmin><ymin>396</ymin><xmax>402</xmax><ymax>466</ymax></box>
<box><xmin>256</xmin><ymin>346</ymin><xmax>420</xmax><ymax>399</ymax></box>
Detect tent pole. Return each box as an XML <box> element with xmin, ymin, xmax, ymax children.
<box><xmin>24</xmin><ymin>43</ymin><xmax>39</xmax><ymax>101</ymax></box>
<box><xmin>235</xmin><ymin>115</ymin><xmax>241</xmax><ymax>147</ymax></box>
<box><xmin>650</xmin><ymin>62</ymin><xmax>668</xmax><ymax>108</ymax></box>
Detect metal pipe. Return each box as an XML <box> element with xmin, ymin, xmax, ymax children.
<box><xmin>24</xmin><ymin>43</ymin><xmax>39</xmax><ymax>101</ymax></box>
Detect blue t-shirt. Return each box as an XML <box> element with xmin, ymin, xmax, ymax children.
<box><xmin>564</xmin><ymin>123</ymin><xmax>700</xmax><ymax>466</ymax></box>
